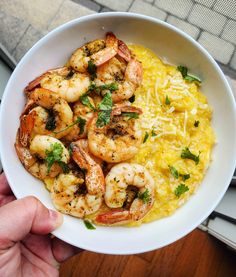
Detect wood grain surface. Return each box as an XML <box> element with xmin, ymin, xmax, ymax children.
<box><xmin>60</xmin><ymin>229</ymin><xmax>236</xmax><ymax>276</ymax></box>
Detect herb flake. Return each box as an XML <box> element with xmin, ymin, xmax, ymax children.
<box><xmin>121</xmin><ymin>112</ymin><xmax>139</xmax><ymax>120</ymax></box>
<box><xmin>174</xmin><ymin>184</ymin><xmax>189</xmax><ymax>198</ymax></box>
<box><xmin>165</xmin><ymin>95</ymin><xmax>171</xmax><ymax>105</ymax></box>
<box><xmin>169</xmin><ymin>165</ymin><xmax>179</xmax><ymax>179</ymax></box>
<box><xmin>143</xmin><ymin>132</ymin><xmax>149</xmax><ymax>143</ymax></box>
<box><xmin>177</xmin><ymin>65</ymin><xmax>201</xmax><ymax>84</ymax></box>
<box><xmin>80</xmin><ymin>94</ymin><xmax>96</xmax><ymax>111</ymax></box>
<box><xmin>138</xmin><ymin>189</ymin><xmax>151</xmax><ymax>204</ymax></box>
<box><xmin>181</xmin><ymin>147</ymin><xmax>200</xmax><ymax>165</ymax></box>
<box><xmin>83</xmin><ymin>219</ymin><xmax>96</xmax><ymax>230</ymax></box>
<box><xmin>87</xmin><ymin>60</ymin><xmax>97</xmax><ymax>80</ymax></box>
<box><xmin>45</xmin><ymin>143</ymin><xmax>66</xmax><ymax>174</ymax></box>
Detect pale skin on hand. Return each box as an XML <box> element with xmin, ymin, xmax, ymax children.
<box><xmin>0</xmin><ymin>173</ymin><xmax>82</xmax><ymax>277</ymax></box>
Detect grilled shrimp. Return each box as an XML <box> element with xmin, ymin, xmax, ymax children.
<box><xmin>96</xmin><ymin>163</ymin><xmax>155</xmax><ymax>225</ymax></box>
<box><xmin>69</xmin><ymin>32</ymin><xmax>118</xmax><ymax>73</ymax></box>
<box><xmin>51</xmin><ymin>140</ymin><xmax>105</xmax><ymax>218</ymax></box>
<box><xmin>95</xmin><ymin>56</ymin><xmax>143</xmax><ymax>103</ymax></box>
<box><xmin>25</xmin><ymin>67</ymin><xmax>90</xmax><ymax>103</ymax></box>
<box><xmin>20</xmin><ymin>88</ymin><xmax>73</xmax><ymax>145</ymax></box>
<box><xmin>88</xmin><ymin>105</ymin><xmax>142</xmax><ymax>163</ymax></box>
<box><xmin>63</xmin><ymin>98</ymin><xmax>95</xmax><ymax>142</ymax></box>
<box><xmin>15</xmin><ymin>133</ymin><xmax>69</xmax><ymax>180</ymax></box>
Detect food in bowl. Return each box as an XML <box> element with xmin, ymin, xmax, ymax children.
<box><xmin>14</xmin><ymin>32</ymin><xmax>215</xmax><ymax>228</ymax></box>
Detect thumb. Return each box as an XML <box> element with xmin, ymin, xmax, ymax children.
<box><xmin>0</xmin><ymin>196</ymin><xmax>63</xmax><ymax>250</ymax></box>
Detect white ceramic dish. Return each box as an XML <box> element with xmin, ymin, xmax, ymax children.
<box><xmin>0</xmin><ymin>13</ymin><xmax>236</xmax><ymax>255</ymax></box>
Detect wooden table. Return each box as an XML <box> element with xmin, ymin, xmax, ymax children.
<box><xmin>60</xmin><ymin>229</ymin><xmax>236</xmax><ymax>276</ymax></box>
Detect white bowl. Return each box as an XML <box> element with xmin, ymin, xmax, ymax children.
<box><xmin>0</xmin><ymin>13</ymin><xmax>236</xmax><ymax>255</ymax></box>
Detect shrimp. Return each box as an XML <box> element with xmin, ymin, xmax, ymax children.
<box><xmin>20</xmin><ymin>88</ymin><xmax>73</xmax><ymax>144</ymax></box>
<box><xmin>69</xmin><ymin>32</ymin><xmax>118</xmax><ymax>73</ymax></box>
<box><xmin>25</xmin><ymin>67</ymin><xmax>90</xmax><ymax>103</ymax></box>
<box><xmin>96</xmin><ymin>163</ymin><xmax>155</xmax><ymax>225</ymax></box>
<box><xmin>63</xmin><ymin>98</ymin><xmax>95</xmax><ymax>142</ymax></box>
<box><xmin>51</xmin><ymin>140</ymin><xmax>105</xmax><ymax>218</ymax></box>
<box><xmin>15</xmin><ymin>133</ymin><xmax>69</xmax><ymax>180</ymax></box>
<box><xmin>95</xmin><ymin>57</ymin><xmax>143</xmax><ymax>103</ymax></box>
<box><xmin>88</xmin><ymin>105</ymin><xmax>143</xmax><ymax>163</ymax></box>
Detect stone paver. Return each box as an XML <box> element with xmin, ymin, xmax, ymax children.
<box><xmin>154</xmin><ymin>0</ymin><xmax>193</xmax><ymax>19</ymax></box>
<box><xmin>214</xmin><ymin>0</ymin><xmax>236</xmax><ymax>20</ymax></box>
<box><xmin>230</xmin><ymin>52</ymin><xmax>236</xmax><ymax>71</ymax></box>
<box><xmin>12</xmin><ymin>25</ymin><xmax>44</xmax><ymax>62</ymax></box>
<box><xmin>195</xmin><ymin>0</ymin><xmax>215</xmax><ymax>8</ymax></box>
<box><xmin>100</xmin><ymin>7</ymin><xmax>113</xmax><ymax>12</ymax></box>
<box><xmin>95</xmin><ymin>0</ymin><xmax>133</xmax><ymax>11</ymax></box>
<box><xmin>0</xmin><ymin>11</ymin><xmax>29</xmax><ymax>54</ymax></box>
<box><xmin>0</xmin><ymin>0</ymin><xmax>64</xmax><ymax>30</ymax></box>
<box><xmin>188</xmin><ymin>4</ymin><xmax>227</xmax><ymax>36</ymax></box>
<box><xmin>130</xmin><ymin>0</ymin><xmax>167</xmax><ymax>20</ymax></box>
<box><xmin>198</xmin><ymin>32</ymin><xmax>235</xmax><ymax>64</ymax></box>
<box><xmin>72</xmin><ymin>0</ymin><xmax>101</xmax><ymax>12</ymax></box>
<box><xmin>221</xmin><ymin>20</ymin><xmax>236</xmax><ymax>45</ymax></box>
<box><xmin>167</xmin><ymin>15</ymin><xmax>200</xmax><ymax>39</ymax></box>
<box><xmin>48</xmin><ymin>0</ymin><xmax>94</xmax><ymax>31</ymax></box>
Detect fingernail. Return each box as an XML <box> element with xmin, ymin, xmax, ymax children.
<box><xmin>49</xmin><ymin>209</ymin><xmax>63</xmax><ymax>228</ymax></box>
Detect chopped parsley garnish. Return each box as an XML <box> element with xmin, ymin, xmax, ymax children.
<box><xmin>83</xmin><ymin>220</ymin><xmax>96</xmax><ymax>230</ymax></box>
<box><xmin>138</xmin><ymin>189</ymin><xmax>150</xmax><ymax>204</ymax></box>
<box><xmin>182</xmin><ymin>174</ymin><xmax>190</xmax><ymax>181</ymax></box>
<box><xmin>169</xmin><ymin>165</ymin><xmax>179</xmax><ymax>179</ymax></box>
<box><xmin>87</xmin><ymin>60</ymin><xmax>97</xmax><ymax>80</ymax></box>
<box><xmin>96</xmin><ymin>92</ymin><xmax>113</xmax><ymax>128</ymax></box>
<box><xmin>181</xmin><ymin>147</ymin><xmax>200</xmax><ymax>165</ymax></box>
<box><xmin>45</xmin><ymin>110</ymin><xmax>56</xmax><ymax>131</ymax></box>
<box><xmin>129</xmin><ymin>95</ymin><xmax>135</xmax><ymax>103</ymax></box>
<box><xmin>194</xmin><ymin>120</ymin><xmax>200</xmax><ymax>127</ymax></box>
<box><xmin>96</xmin><ymin>110</ymin><xmax>112</xmax><ymax>128</ymax></box>
<box><xmin>121</xmin><ymin>112</ymin><xmax>139</xmax><ymax>120</ymax></box>
<box><xmin>45</xmin><ymin>143</ymin><xmax>68</xmax><ymax>174</ymax></box>
<box><xmin>151</xmin><ymin>129</ymin><xmax>157</xmax><ymax>137</ymax></box>
<box><xmin>143</xmin><ymin>131</ymin><xmax>149</xmax><ymax>143</ymax></box>
<box><xmin>174</xmin><ymin>184</ymin><xmax>189</xmax><ymax>198</ymax></box>
<box><xmin>177</xmin><ymin>65</ymin><xmax>201</xmax><ymax>84</ymax></box>
<box><xmin>53</xmin><ymin>116</ymin><xmax>86</xmax><ymax>135</ymax></box>
<box><xmin>88</xmin><ymin>82</ymin><xmax>118</xmax><ymax>94</ymax></box>
<box><xmin>165</xmin><ymin>95</ymin><xmax>171</xmax><ymax>105</ymax></box>
<box><xmin>80</xmin><ymin>94</ymin><xmax>96</xmax><ymax>111</ymax></box>
<box><xmin>65</xmin><ymin>70</ymin><xmax>74</xmax><ymax>80</ymax></box>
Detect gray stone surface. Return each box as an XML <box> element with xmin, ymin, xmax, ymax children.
<box><xmin>198</xmin><ymin>32</ymin><xmax>235</xmax><ymax>64</ymax></box>
<box><xmin>12</xmin><ymin>25</ymin><xmax>44</xmax><ymax>62</ymax></box>
<box><xmin>188</xmin><ymin>4</ymin><xmax>227</xmax><ymax>35</ymax></box>
<box><xmin>95</xmin><ymin>0</ymin><xmax>133</xmax><ymax>11</ymax></box>
<box><xmin>230</xmin><ymin>51</ymin><xmax>236</xmax><ymax>71</ymax></box>
<box><xmin>167</xmin><ymin>15</ymin><xmax>200</xmax><ymax>39</ymax></box>
<box><xmin>0</xmin><ymin>11</ymin><xmax>29</xmax><ymax>53</ymax></box>
<box><xmin>221</xmin><ymin>20</ymin><xmax>236</xmax><ymax>45</ymax></box>
<box><xmin>130</xmin><ymin>0</ymin><xmax>167</xmax><ymax>20</ymax></box>
<box><xmin>214</xmin><ymin>0</ymin><xmax>236</xmax><ymax>20</ymax></box>
<box><xmin>154</xmin><ymin>0</ymin><xmax>193</xmax><ymax>19</ymax></box>
<box><xmin>100</xmin><ymin>7</ymin><xmax>114</xmax><ymax>13</ymax></box>
<box><xmin>0</xmin><ymin>0</ymin><xmax>64</xmax><ymax>30</ymax></box>
<box><xmin>145</xmin><ymin>0</ymin><xmax>155</xmax><ymax>3</ymax></box>
<box><xmin>195</xmin><ymin>0</ymin><xmax>215</xmax><ymax>8</ymax></box>
<box><xmin>72</xmin><ymin>0</ymin><xmax>101</xmax><ymax>12</ymax></box>
<box><xmin>48</xmin><ymin>0</ymin><xmax>95</xmax><ymax>31</ymax></box>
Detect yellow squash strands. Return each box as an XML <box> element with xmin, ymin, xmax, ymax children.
<box><xmin>127</xmin><ymin>45</ymin><xmax>215</xmax><ymax>226</ymax></box>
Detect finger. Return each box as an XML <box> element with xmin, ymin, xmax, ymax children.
<box><xmin>0</xmin><ymin>195</ymin><xmax>16</xmax><ymax>207</ymax></box>
<box><xmin>22</xmin><ymin>233</ymin><xmax>59</xmax><ymax>268</ymax></box>
<box><xmin>0</xmin><ymin>173</ymin><xmax>13</xmax><ymax>196</ymax></box>
<box><xmin>0</xmin><ymin>196</ymin><xmax>63</xmax><ymax>250</ymax></box>
<box><xmin>52</xmin><ymin>237</ymin><xmax>83</xmax><ymax>263</ymax></box>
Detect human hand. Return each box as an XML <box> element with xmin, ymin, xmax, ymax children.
<box><xmin>0</xmin><ymin>173</ymin><xmax>81</xmax><ymax>276</ymax></box>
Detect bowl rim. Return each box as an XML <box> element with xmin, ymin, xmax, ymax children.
<box><xmin>1</xmin><ymin>12</ymin><xmax>236</xmax><ymax>254</ymax></box>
